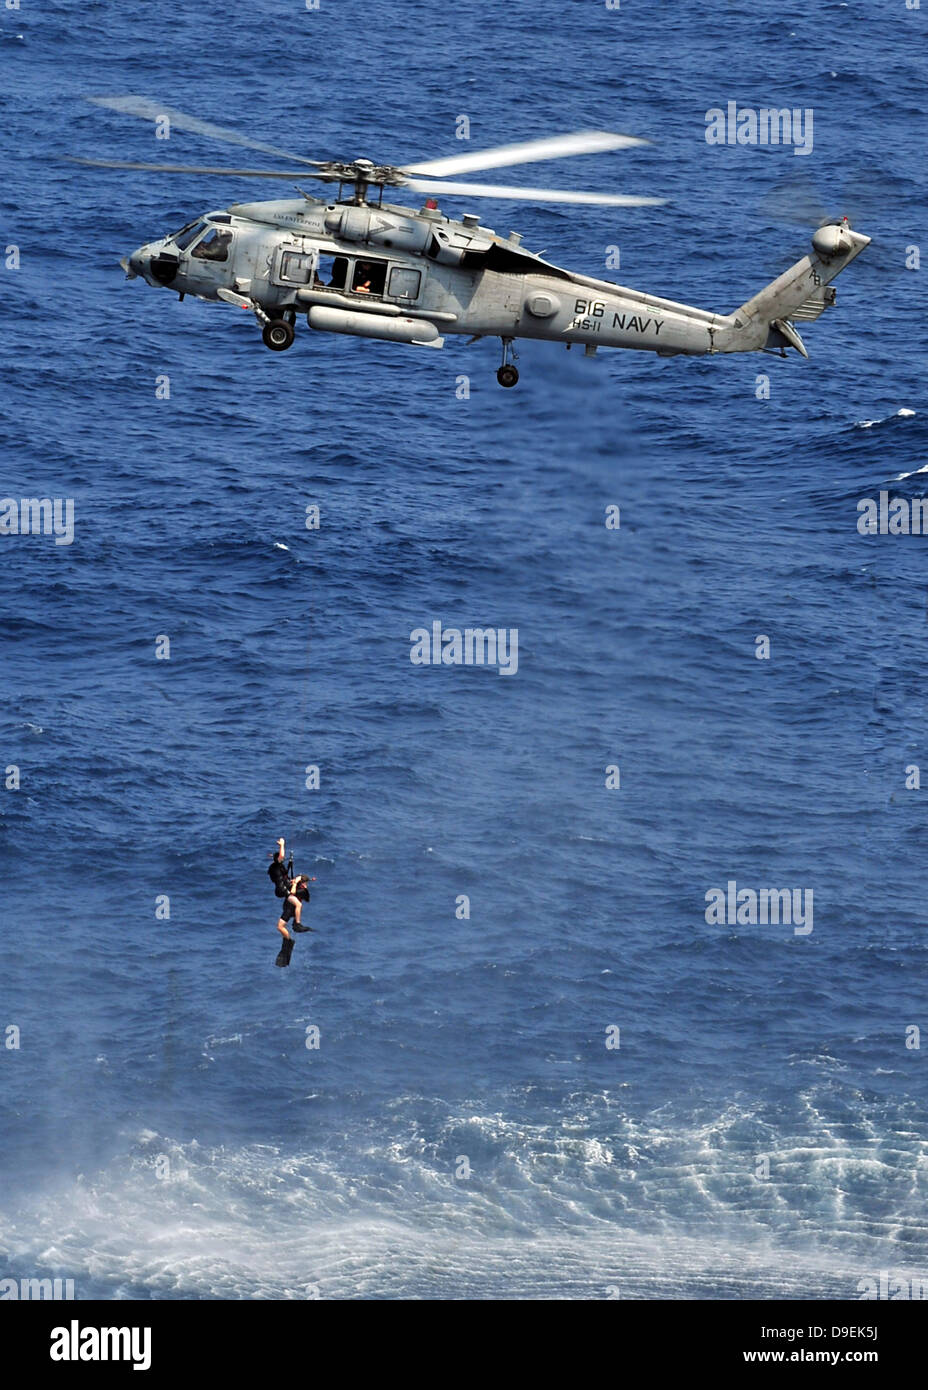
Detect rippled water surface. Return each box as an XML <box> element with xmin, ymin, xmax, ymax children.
<box><xmin>1</xmin><ymin>0</ymin><xmax>926</xmax><ymax>1299</ymax></box>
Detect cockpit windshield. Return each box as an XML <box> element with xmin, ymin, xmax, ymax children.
<box><xmin>170</xmin><ymin>220</ymin><xmax>207</xmax><ymax>251</ymax></box>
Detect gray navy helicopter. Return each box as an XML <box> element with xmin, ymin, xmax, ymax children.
<box><xmin>79</xmin><ymin>96</ymin><xmax>870</xmax><ymax>387</ymax></box>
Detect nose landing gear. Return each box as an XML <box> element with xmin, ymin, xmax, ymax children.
<box><xmin>496</xmin><ymin>337</ymin><xmax>519</xmax><ymax>388</ymax></box>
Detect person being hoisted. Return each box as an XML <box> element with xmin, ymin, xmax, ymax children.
<box><xmin>268</xmin><ymin>838</ymin><xmax>314</xmax><ymax>966</ymax></box>
<box><xmin>267</xmin><ymin>837</ymin><xmax>309</xmax><ymax>931</ymax></box>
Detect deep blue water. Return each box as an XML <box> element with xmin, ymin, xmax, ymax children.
<box><xmin>1</xmin><ymin>0</ymin><xmax>927</xmax><ymax>1299</ymax></box>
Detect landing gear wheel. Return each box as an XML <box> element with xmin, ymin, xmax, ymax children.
<box><xmin>262</xmin><ymin>319</ymin><xmax>295</xmax><ymax>351</ymax></box>
<box><xmin>497</xmin><ymin>336</ymin><xmax>519</xmax><ymax>387</ymax></box>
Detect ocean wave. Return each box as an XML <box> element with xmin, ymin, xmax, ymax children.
<box><xmin>855</xmin><ymin>408</ymin><xmax>916</xmax><ymax>431</ymax></box>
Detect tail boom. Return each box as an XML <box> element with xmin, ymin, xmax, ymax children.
<box><xmin>713</xmin><ymin>219</ymin><xmax>871</xmax><ymax>356</ymax></box>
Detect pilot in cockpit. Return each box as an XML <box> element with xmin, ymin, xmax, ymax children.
<box><xmin>192</xmin><ymin>228</ymin><xmax>233</xmax><ymax>262</ymax></box>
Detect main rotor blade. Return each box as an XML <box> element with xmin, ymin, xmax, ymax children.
<box><xmin>404</xmin><ymin>131</ymin><xmax>648</xmax><ymax>178</ymax></box>
<box><xmin>406</xmin><ymin>178</ymin><xmax>663</xmax><ymax>207</ymax></box>
<box><xmin>72</xmin><ymin>158</ymin><xmax>326</xmax><ymax>180</ymax></box>
<box><xmin>85</xmin><ymin>95</ymin><xmax>324</xmax><ymax>168</ymax></box>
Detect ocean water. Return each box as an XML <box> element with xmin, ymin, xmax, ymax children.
<box><xmin>1</xmin><ymin>0</ymin><xmax>927</xmax><ymax>1300</ymax></box>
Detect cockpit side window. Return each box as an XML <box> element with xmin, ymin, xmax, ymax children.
<box><xmin>172</xmin><ymin>221</ymin><xmax>207</xmax><ymax>251</ymax></box>
<box><xmin>191</xmin><ymin>228</ymin><xmax>233</xmax><ymax>262</ymax></box>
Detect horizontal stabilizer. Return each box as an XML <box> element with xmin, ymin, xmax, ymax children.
<box><xmin>791</xmin><ymin>285</ymin><xmax>837</xmax><ymax>322</ymax></box>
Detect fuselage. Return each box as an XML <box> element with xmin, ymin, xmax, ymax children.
<box><xmin>126</xmin><ymin>194</ymin><xmax>869</xmax><ymax>367</ymax></box>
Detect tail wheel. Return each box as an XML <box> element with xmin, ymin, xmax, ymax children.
<box><xmin>496</xmin><ymin>364</ymin><xmax>519</xmax><ymax>388</ymax></box>
<box><xmin>263</xmin><ymin>319</ymin><xmax>295</xmax><ymax>351</ymax></box>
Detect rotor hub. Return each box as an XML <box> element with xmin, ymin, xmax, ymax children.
<box><xmin>315</xmin><ymin>159</ymin><xmax>409</xmax><ymax>187</ymax></box>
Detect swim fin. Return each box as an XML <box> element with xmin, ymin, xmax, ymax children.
<box><xmin>275</xmin><ymin>937</ymin><xmax>295</xmax><ymax>968</ymax></box>
<box><xmin>292</xmin><ymin>923</ymin><xmax>315</xmax><ymax>933</ymax></box>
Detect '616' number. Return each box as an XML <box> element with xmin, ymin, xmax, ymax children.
<box><xmin>574</xmin><ymin>299</ymin><xmax>605</xmax><ymax>316</ymax></box>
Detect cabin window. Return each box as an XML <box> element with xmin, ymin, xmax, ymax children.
<box><xmin>351</xmin><ymin>258</ymin><xmax>387</xmax><ymax>296</ymax></box>
<box><xmin>172</xmin><ymin>221</ymin><xmax>206</xmax><ymax>251</ymax></box>
<box><xmin>388</xmin><ymin>267</ymin><xmax>421</xmax><ymax>301</ymax></box>
<box><xmin>191</xmin><ymin>227</ymin><xmax>233</xmax><ymax>262</ymax></box>
<box><xmin>279</xmin><ymin>251</ymin><xmax>314</xmax><ymax>284</ymax></box>
<box><xmin>313</xmin><ymin>254</ymin><xmax>348</xmax><ymax>289</ymax></box>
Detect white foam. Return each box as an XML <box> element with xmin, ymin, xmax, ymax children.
<box><xmin>856</xmin><ymin>407</ymin><xmax>917</xmax><ymax>432</ymax></box>
<box><xmin>0</xmin><ymin>1152</ymin><xmax>882</xmax><ymax>1300</ymax></box>
<box><xmin>894</xmin><ymin>463</ymin><xmax>928</xmax><ymax>481</ymax></box>
<box><xmin>1</xmin><ymin>1100</ymin><xmax>924</xmax><ymax>1300</ymax></box>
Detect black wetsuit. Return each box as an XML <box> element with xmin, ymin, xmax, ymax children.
<box><xmin>268</xmin><ymin>858</ymin><xmax>291</xmax><ymax>899</ymax></box>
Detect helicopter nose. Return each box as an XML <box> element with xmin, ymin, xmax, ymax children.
<box><xmin>125</xmin><ymin>244</ymin><xmax>179</xmax><ymax>286</ymax></box>
<box><xmin>148</xmin><ymin>249</ymin><xmax>180</xmax><ymax>285</ymax></box>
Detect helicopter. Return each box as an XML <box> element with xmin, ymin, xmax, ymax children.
<box><xmin>78</xmin><ymin>96</ymin><xmax>870</xmax><ymax>387</ymax></box>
